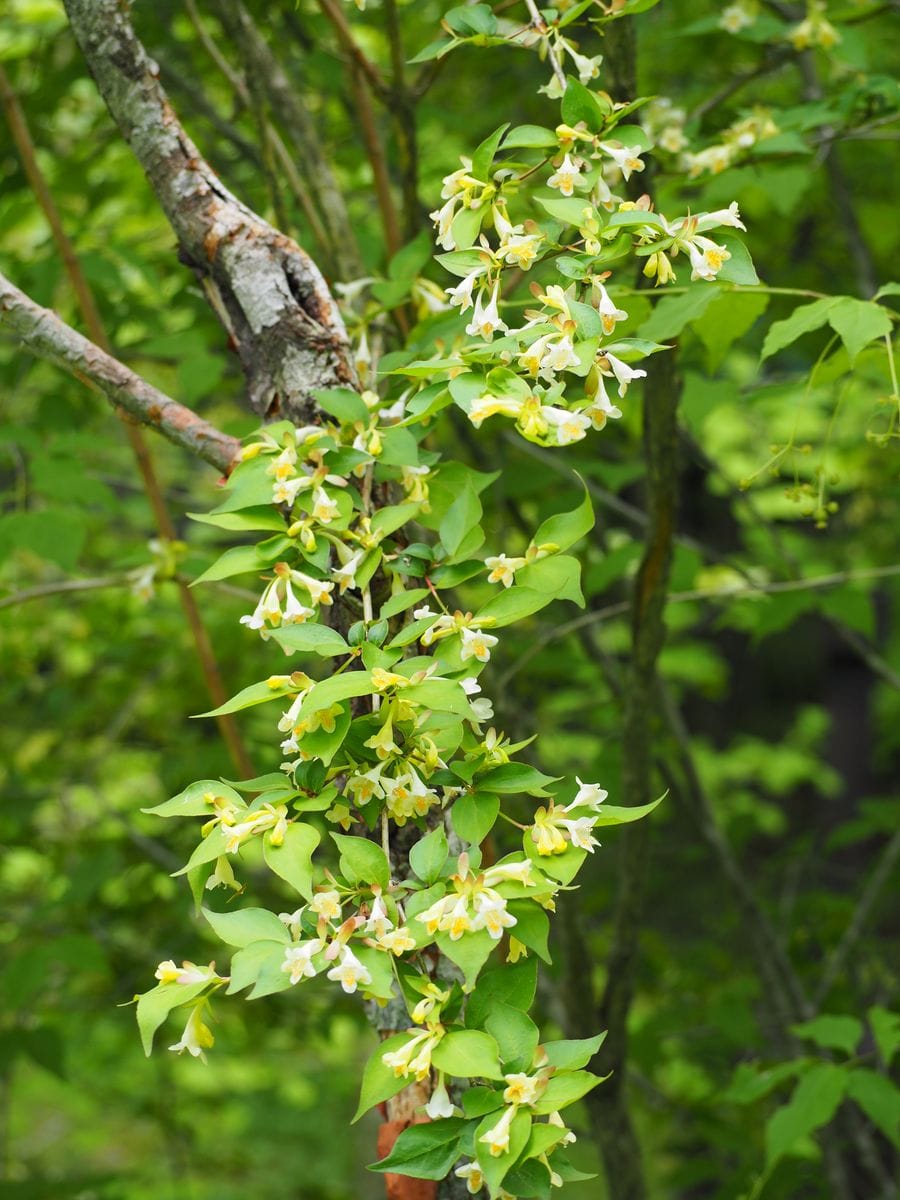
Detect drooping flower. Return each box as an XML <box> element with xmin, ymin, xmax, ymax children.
<box><xmin>460</xmin><ymin>626</ymin><xmax>499</xmax><ymax>663</ymax></box>
<box><xmin>465</xmin><ymin>284</ymin><xmax>508</xmax><ymax>341</ymax></box>
<box><xmin>281</xmin><ymin>939</ymin><xmax>324</xmax><ymax>984</ymax></box>
<box><xmin>479</xmin><ymin>1105</ymin><xmax>516</xmax><ymax>1157</ymax></box>
<box><xmin>485</xmin><ymin>554</ymin><xmax>526</xmax><ymax>588</ymax></box>
<box><xmin>168</xmin><ymin>1004</ymin><xmax>215</xmax><ymax>1062</ymax></box>
<box><xmin>548</xmin><ymin>154</ymin><xmax>582</xmax><ymax>197</ymax></box>
<box><xmin>326</xmin><ymin>946</ymin><xmax>372</xmax><ymax>994</ymax></box>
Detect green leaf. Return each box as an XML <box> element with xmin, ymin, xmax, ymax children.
<box><xmin>715</xmin><ymin>236</ymin><xmax>759</xmax><ymax>285</ymax></box>
<box><xmin>268</xmin><ymin>623</ymin><xmax>351</xmax><ymax>657</ymax></box>
<box><xmin>409</xmin><ymin>826</ymin><xmax>449</xmax><ymax>884</ymax></box>
<box><xmin>226</xmin><ymin>940</ymin><xmax>288</xmax><ymax>997</ymax></box>
<box><xmin>791</xmin><ymin>1014</ymin><xmax>862</xmax><ymax>1057</ymax></box>
<box><xmin>590</xmin><ymin>796</ymin><xmax>665</xmax><ymax>827</ymax></box>
<box><xmin>868</xmin><ymin>1006</ymin><xmax>900</xmax><ymax>1065</ymax></box>
<box><xmin>516</xmin><ymin>554</ymin><xmax>583</xmax><ymax>606</ymax></box>
<box><xmin>189</xmin><ymin>507</ymin><xmax>286</xmax><ymax>533</ymax></box>
<box><xmin>369</xmin><ymin>1117</ymin><xmax>469</xmax><ymax>1179</ymax></box>
<box><xmin>605</xmin><ymin>210</ymin><xmax>666</xmax><ymax>231</ymax></box>
<box><xmin>202</xmin><ymin>906</ymin><xmax>290</xmax><ymax>948</ymax></box>
<box><xmin>845</xmin><ymin>1069</ymin><xmax>900</xmax><ymax>1147</ymax></box>
<box><xmin>535</xmin><ymin>194</ymin><xmax>594</xmax><ymax>226</ymax></box>
<box><xmin>432</xmin><ymin>1030</ymin><xmax>504</xmax><ymax>1080</ymax></box>
<box><xmin>694</xmin><ymin>290</ymin><xmax>770</xmax><ymax>373</ymax></box>
<box><xmin>445</xmin><ymin>3</ymin><xmax>497</xmax><ymax>36</ymax></box>
<box><xmin>194</xmin><ymin>677</ymin><xmax>299</xmax><ymax>718</ymax></box>
<box><xmin>331</xmin><ymin>833</ymin><xmax>390</xmax><ymax>890</ymax></box>
<box><xmin>826</xmin><ymin>297</ymin><xmax>892</xmax><ymax>362</ymax></box>
<box><xmin>760</xmin><ymin>297</ymin><xmax>838</xmax><ymax>360</ymax></box>
<box><xmin>263</xmin><ymin>822</ymin><xmax>320</xmax><ymax>899</ymax></box>
<box><xmin>503</xmin><ymin>124</ymin><xmax>558</xmax><ymax>148</ymax></box>
<box><xmin>191</xmin><ymin>544</ymin><xmax>275</xmax><ymax>586</ymax></box>
<box><xmin>473</xmin><ymin>586</ymin><xmax>554</xmax><ymax>628</ymax></box>
<box><xmin>441</xmin><ymin>482</ymin><xmax>483</xmax><ymax>557</ymax></box>
<box><xmin>543</xmin><ymin>1033</ymin><xmax>607</xmax><ymax>1071</ymax></box>
<box><xmin>135</xmin><ymin>981</ymin><xmax>209</xmax><ymax>1056</ymax></box>
<box><xmin>142</xmin><ymin>780</ymin><xmax>245</xmax><ymax>819</ymax></box>
<box><xmin>639</xmin><ymin>286</ymin><xmax>720</xmax><ymax>343</ymax></box>
<box><xmin>532</xmin><ymin>486</ymin><xmax>594</xmax><ymax>552</ymax></box>
<box><xmin>533</xmin><ymin>1070</ymin><xmax>605</xmax><ymax>1114</ymax></box>
<box><xmin>314</xmin><ymin>387</ymin><xmax>369</xmax><ymax>425</ymax></box>
<box><xmin>436</xmin><ymin>929</ymin><xmax>495</xmax><ymax>989</ymax></box>
<box><xmin>353</xmin><ymin>1034</ymin><xmax>420</xmax><ymax>1122</ymax></box>
<box><xmin>471</xmin><ymin>122</ymin><xmax>509</xmax><ymax>180</ymax></box>
<box><xmin>451</xmin><ymin>206</ymin><xmax>484</xmax><ymax>251</ymax></box>
<box><xmin>478</xmin><ymin>763</ymin><xmax>560</xmax><ymax>797</ymax></box>
<box><xmin>506</xmin><ymin>901</ymin><xmax>550</xmax><ymax>962</ymax></box>
<box><xmin>765</xmin><ymin>1063</ymin><xmax>847</xmax><ymax>1169</ymax></box>
<box><xmin>561</xmin><ymin>76</ymin><xmax>609</xmax><ymax>129</ymax></box>
<box><xmin>380</xmin><ymin>587</ymin><xmax>430</xmax><ymax>619</ymax></box>
<box><xmin>403</xmin><ymin>679</ymin><xmax>473</xmax><ymax>717</ymax></box>
<box><xmin>291</xmin><ymin>672</ymin><xmax>376</xmax><ymax>726</ymax></box>
<box><xmin>467</xmin><ymin>961</ymin><xmax>538</xmax><ymax>1027</ymax></box>
<box><xmin>485</xmin><ymin>1004</ymin><xmax>540</xmax><ymax>1072</ymax></box>
<box><xmin>437</xmin><ymin>249</ymin><xmax>491</xmax><ymax>278</ymax></box>
<box><xmin>452</xmin><ymin>792</ymin><xmax>500</xmax><ymax>846</ymax></box>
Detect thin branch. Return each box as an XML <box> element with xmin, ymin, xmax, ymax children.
<box><xmin>316</xmin><ymin>0</ymin><xmax>388</xmax><ymax>99</ymax></box>
<box><xmin>815</xmin><ymin>826</ymin><xmax>900</xmax><ymax>1008</ymax></box>
<box><xmin>499</xmin><ymin>564</ymin><xmax>900</xmax><ymax>687</ymax></box>
<box><xmin>524</xmin><ymin>0</ymin><xmax>567</xmax><ymax>90</ymax></box>
<box><xmin>0</xmin><ymin>271</ymin><xmax>241</xmax><ymax>474</ymax></box>
<box><xmin>0</xmin><ymin>576</ymin><xmax>132</xmax><ymax>611</ymax></box>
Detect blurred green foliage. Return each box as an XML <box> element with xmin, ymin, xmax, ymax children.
<box><xmin>1</xmin><ymin>1</ymin><xmax>898</xmax><ymax>1198</ymax></box>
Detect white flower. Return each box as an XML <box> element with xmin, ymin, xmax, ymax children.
<box><xmin>561</xmin><ymin>817</ymin><xmax>600</xmax><ymax>852</ymax></box>
<box><xmin>278</xmin><ymin>908</ymin><xmax>306</xmax><ymax>940</ymax></box>
<box><xmin>548</xmin><ymin>154</ymin><xmax>582</xmax><ymax>197</ymax></box>
<box><xmin>572</xmin><ymin>778</ymin><xmax>608</xmax><ymax>809</ymax></box>
<box><xmin>587</xmin><ymin>377</ymin><xmax>623</xmax><ymax>431</ymax></box>
<box><xmin>720</xmin><ymin>2</ymin><xmax>755</xmax><ymax>33</ymax></box>
<box><xmin>698</xmin><ymin>201</ymin><xmax>746</xmax><ymax>232</ymax></box>
<box><xmin>310</xmin><ymin>889</ymin><xmax>342</xmax><ymax>921</ymax></box>
<box><xmin>460</xmin><ymin>626</ymin><xmax>499</xmax><ymax>663</ymax></box>
<box><xmin>602</xmin><ymin>352</ymin><xmax>647</xmax><ymax>397</ymax></box>
<box><xmin>272</xmin><ymin>475</ymin><xmax>308</xmax><ymax>506</ymax></box>
<box><xmin>430</xmin><ymin>196</ymin><xmax>460</xmax><ymax>251</ymax></box>
<box><xmin>485</xmin><ymin>553</ymin><xmax>525</xmax><ymax>588</ymax></box>
<box><xmin>503</xmin><ymin>1072</ymin><xmax>542</xmax><ymax>1106</ymax></box>
<box><xmin>470</xmin><ymin>893</ymin><xmax>516</xmax><ymax>940</ymax></box>
<box><xmin>455</xmin><ymin>1162</ymin><xmax>486</xmax><ymax>1195</ymax></box>
<box><xmin>479</xmin><ymin>1105</ymin><xmax>516</xmax><ymax>1157</ymax></box>
<box><xmin>331</xmin><ymin>551</ymin><xmax>363</xmax><ymax>594</ymax></box>
<box><xmin>291</xmin><ymin>570</ymin><xmax>335</xmax><ymax>607</ymax></box>
<box><xmin>595</xmin><ymin>284</ymin><xmax>628</xmax><ymax>336</ymax></box>
<box><xmin>425</xmin><ymin>1078</ymin><xmax>456</xmax><ymax>1120</ymax></box>
<box><xmin>446</xmin><ymin>268</ymin><xmax>483</xmax><ymax>313</ymax></box>
<box><xmin>465</xmin><ymin>284</ymin><xmax>508</xmax><ymax>341</ymax></box>
<box><xmin>281</xmin><ymin>938</ymin><xmax>324</xmax><ymax>984</ymax></box>
<box><xmin>565</xmin><ymin>46</ymin><xmax>601</xmax><ymax>84</ymax></box>
<box><xmin>154</xmin><ymin>959</ymin><xmax>218</xmax><ymax>986</ymax></box>
<box><xmin>468</xmin><ymin>394</ymin><xmax>524</xmax><ymax>429</ymax></box>
<box><xmin>378</xmin><ymin>926</ymin><xmax>416</xmax><ymax>955</ymax></box>
<box><xmin>346</xmin><ymin>763</ymin><xmax>386</xmax><ymax>806</ymax></box>
<box><xmin>539</xmin><ymin>335</ymin><xmax>580</xmax><ymax>378</ymax></box>
<box><xmin>413</xmin><ymin>604</ymin><xmax>437</xmax><ymax>620</ymax></box>
<box><xmin>599</xmin><ymin>142</ymin><xmax>645</xmax><ymax>180</ymax></box>
<box><xmin>687</xmin><ymin>236</ymin><xmax>731</xmax><ymax>281</ymax></box>
<box><xmin>501</xmin><ymin>230</ymin><xmax>543</xmax><ymax>270</ymax></box>
<box><xmin>542</xmin><ymin>405</ymin><xmax>591</xmax><ymax>446</ymax></box>
<box><xmin>364</xmin><ymin>895</ymin><xmax>393</xmax><ymax>939</ymax></box>
<box><xmin>483</xmin><ymin>860</ymin><xmax>534</xmax><ymax>887</ymax></box>
<box><xmin>326</xmin><ymin>946</ymin><xmax>372</xmax><ymax>994</ymax></box>
<box><xmin>282</xmin><ymin>581</ymin><xmax>314</xmax><ymax>625</ymax></box>
<box><xmin>310</xmin><ymin>486</ymin><xmax>339</xmax><ymax>524</ymax></box>
<box><xmin>168</xmin><ymin>1005</ymin><xmax>214</xmax><ymax>1062</ymax></box>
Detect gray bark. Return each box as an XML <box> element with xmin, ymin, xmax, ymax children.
<box><xmin>63</xmin><ymin>0</ymin><xmax>357</xmax><ymax>424</ymax></box>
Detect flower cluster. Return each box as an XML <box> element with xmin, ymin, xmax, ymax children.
<box><xmin>138</xmin><ymin>12</ymin><xmax>752</xmax><ymax>1196</ymax></box>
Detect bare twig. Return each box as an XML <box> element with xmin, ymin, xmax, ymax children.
<box><xmin>524</xmin><ymin>0</ymin><xmax>567</xmax><ymax>90</ymax></box>
<box><xmin>0</xmin><ymin>271</ymin><xmax>240</xmax><ymax>474</ymax></box>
